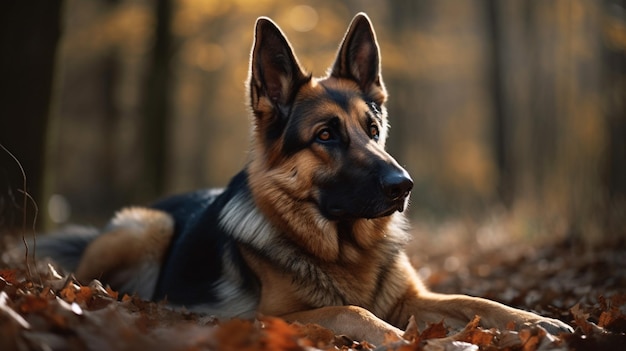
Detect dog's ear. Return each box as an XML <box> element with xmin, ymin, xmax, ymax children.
<box><xmin>249</xmin><ymin>17</ymin><xmax>309</xmax><ymax>113</ymax></box>
<box><xmin>331</xmin><ymin>13</ymin><xmax>386</xmax><ymax>100</ymax></box>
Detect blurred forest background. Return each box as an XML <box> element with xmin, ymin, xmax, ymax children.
<box><xmin>1</xmin><ymin>0</ymin><xmax>625</xmax><ymax>245</ymax></box>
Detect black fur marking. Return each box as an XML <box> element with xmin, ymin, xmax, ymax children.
<box><xmin>151</xmin><ymin>171</ymin><xmax>260</xmax><ymax>306</ymax></box>
<box><xmin>371</xmin><ymin>249</ymin><xmax>398</xmax><ymax>305</ymax></box>
<box><xmin>322</xmin><ymin>86</ymin><xmax>354</xmax><ymax>112</ymax></box>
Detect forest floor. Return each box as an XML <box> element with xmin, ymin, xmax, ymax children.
<box><xmin>1</xmin><ymin>227</ymin><xmax>625</xmax><ymax>351</ymax></box>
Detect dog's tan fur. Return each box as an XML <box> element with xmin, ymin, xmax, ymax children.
<box><xmin>73</xmin><ymin>208</ymin><xmax>173</xmax><ymax>296</ymax></box>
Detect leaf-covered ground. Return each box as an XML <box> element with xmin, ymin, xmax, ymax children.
<box><xmin>1</xmin><ymin>234</ymin><xmax>625</xmax><ymax>351</ymax></box>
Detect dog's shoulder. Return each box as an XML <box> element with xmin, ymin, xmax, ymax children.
<box><xmin>150</xmin><ymin>185</ymin><xmax>223</xmax><ymax>224</ymax></box>
<box><xmin>150</xmin><ymin>170</ymin><xmax>249</xmax><ymax>233</ymax></box>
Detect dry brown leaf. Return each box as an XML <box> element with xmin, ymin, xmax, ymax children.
<box><xmin>402</xmin><ymin>315</ymin><xmax>420</xmax><ymax>342</ymax></box>
<box><xmin>105</xmin><ymin>286</ymin><xmax>119</xmax><ymax>300</ymax></box>
<box><xmin>0</xmin><ymin>269</ymin><xmax>20</xmax><ymax>285</ymax></box>
<box><xmin>59</xmin><ymin>282</ymin><xmax>78</xmax><ymax>303</ymax></box>
<box><xmin>571</xmin><ymin>303</ymin><xmax>605</xmax><ymax>335</ymax></box>
<box><xmin>519</xmin><ymin>327</ymin><xmax>541</xmax><ymax>351</ymax></box>
<box><xmin>598</xmin><ymin>309</ymin><xmax>620</xmax><ymax>328</ymax></box>
<box><xmin>18</xmin><ymin>293</ymin><xmax>49</xmax><ymax>313</ymax></box>
<box><xmin>75</xmin><ymin>286</ymin><xmax>94</xmax><ymax>305</ymax></box>
<box><xmin>456</xmin><ymin>316</ymin><xmax>494</xmax><ymax>346</ymax></box>
<box><xmin>421</xmin><ymin>320</ymin><xmax>448</xmax><ymax>340</ymax></box>
<box><xmin>121</xmin><ymin>293</ymin><xmax>133</xmax><ymax>302</ymax></box>
<box><xmin>214</xmin><ymin>318</ymin><xmax>260</xmax><ymax>351</ymax></box>
<box><xmin>261</xmin><ymin>317</ymin><xmax>305</xmax><ymax>351</ymax></box>
<box><xmin>597</xmin><ymin>294</ymin><xmax>626</xmax><ymax>332</ymax></box>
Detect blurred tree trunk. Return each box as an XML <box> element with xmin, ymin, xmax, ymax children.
<box><xmin>381</xmin><ymin>1</ymin><xmax>430</xmax><ymax>168</ymax></box>
<box><xmin>528</xmin><ymin>2</ymin><xmax>559</xmax><ymax>205</ymax></box>
<box><xmin>0</xmin><ymin>0</ymin><xmax>63</xmax><ymax>230</ymax></box>
<box><xmin>602</xmin><ymin>0</ymin><xmax>626</xmax><ymax>233</ymax></box>
<box><xmin>140</xmin><ymin>0</ymin><xmax>173</xmax><ymax>201</ymax></box>
<box><xmin>198</xmin><ymin>16</ymin><xmax>228</xmax><ymax>186</ymax></box>
<box><xmin>485</xmin><ymin>0</ymin><xmax>514</xmax><ymax>208</ymax></box>
<box><xmin>502</xmin><ymin>1</ymin><xmax>559</xmax><ymax>210</ymax></box>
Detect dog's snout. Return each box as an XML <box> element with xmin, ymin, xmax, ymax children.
<box><xmin>381</xmin><ymin>169</ymin><xmax>413</xmax><ymax>201</ymax></box>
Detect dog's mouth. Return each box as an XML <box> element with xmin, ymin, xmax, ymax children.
<box><xmin>376</xmin><ymin>199</ymin><xmax>408</xmax><ymax>217</ymax></box>
<box><xmin>323</xmin><ymin>196</ymin><xmax>409</xmax><ymax>220</ymax></box>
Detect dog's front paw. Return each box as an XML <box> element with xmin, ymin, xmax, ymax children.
<box><xmin>536</xmin><ymin>317</ymin><xmax>574</xmax><ymax>335</ymax></box>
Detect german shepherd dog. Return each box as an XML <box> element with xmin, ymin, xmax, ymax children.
<box><xmin>36</xmin><ymin>13</ymin><xmax>572</xmax><ymax>344</ymax></box>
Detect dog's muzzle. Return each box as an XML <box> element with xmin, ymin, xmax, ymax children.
<box><xmin>373</xmin><ymin>167</ymin><xmax>413</xmax><ymax>217</ymax></box>
<box><xmin>381</xmin><ymin>170</ymin><xmax>413</xmax><ymax>203</ymax></box>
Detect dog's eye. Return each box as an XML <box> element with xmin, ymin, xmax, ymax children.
<box><xmin>317</xmin><ymin>128</ymin><xmax>333</xmax><ymax>142</ymax></box>
<box><xmin>370</xmin><ymin>124</ymin><xmax>380</xmax><ymax>141</ymax></box>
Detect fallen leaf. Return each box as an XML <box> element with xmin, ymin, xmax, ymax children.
<box><xmin>0</xmin><ymin>269</ymin><xmax>20</xmax><ymax>285</ymax></box>
<box><xmin>571</xmin><ymin>303</ymin><xmax>605</xmax><ymax>335</ymax></box>
<box><xmin>105</xmin><ymin>286</ymin><xmax>119</xmax><ymax>300</ymax></box>
<box><xmin>420</xmin><ymin>320</ymin><xmax>448</xmax><ymax>340</ymax></box>
<box><xmin>260</xmin><ymin>317</ymin><xmax>304</xmax><ymax>351</ymax></box>
<box><xmin>402</xmin><ymin>315</ymin><xmax>420</xmax><ymax>341</ymax></box>
<box><xmin>598</xmin><ymin>294</ymin><xmax>626</xmax><ymax>333</ymax></box>
<box><xmin>214</xmin><ymin>318</ymin><xmax>260</xmax><ymax>351</ymax></box>
<box><xmin>18</xmin><ymin>293</ymin><xmax>49</xmax><ymax>313</ymax></box>
<box><xmin>455</xmin><ymin>316</ymin><xmax>494</xmax><ymax>346</ymax></box>
<box><xmin>519</xmin><ymin>327</ymin><xmax>541</xmax><ymax>351</ymax></box>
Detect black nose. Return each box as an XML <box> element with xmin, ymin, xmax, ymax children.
<box><xmin>381</xmin><ymin>169</ymin><xmax>413</xmax><ymax>201</ymax></box>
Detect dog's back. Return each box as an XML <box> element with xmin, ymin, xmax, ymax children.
<box><xmin>34</xmin><ymin>172</ymin><xmax>259</xmax><ymax>318</ymax></box>
<box><xmin>33</xmin><ymin>188</ymin><xmax>222</xmax><ymax>301</ymax></box>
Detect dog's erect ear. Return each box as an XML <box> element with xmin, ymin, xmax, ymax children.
<box><xmin>331</xmin><ymin>13</ymin><xmax>385</xmax><ymax>97</ymax></box>
<box><xmin>249</xmin><ymin>17</ymin><xmax>309</xmax><ymax>112</ymax></box>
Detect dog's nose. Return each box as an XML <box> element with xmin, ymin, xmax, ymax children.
<box><xmin>381</xmin><ymin>169</ymin><xmax>413</xmax><ymax>201</ymax></box>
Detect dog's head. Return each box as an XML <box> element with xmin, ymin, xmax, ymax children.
<box><xmin>246</xmin><ymin>13</ymin><xmax>412</xmax><ymax>257</ymax></box>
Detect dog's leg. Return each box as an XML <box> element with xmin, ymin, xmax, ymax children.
<box><xmin>75</xmin><ymin>207</ymin><xmax>173</xmax><ymax>298</ymax></box>
<box><xmin>281</xmin><ymin>305</ymin><xmax>403</xmax><ymax>346</ymax></box>
<box><xmin>390</xmin><ymin>291</ymin><xmax>573</xmax><ymax>335</ymax></box>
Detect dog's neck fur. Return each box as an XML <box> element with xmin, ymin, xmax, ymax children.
<box><xmin>219</xmin><ymin>178</ymin><xmax>411</xmax><ymax>312</ymax></box>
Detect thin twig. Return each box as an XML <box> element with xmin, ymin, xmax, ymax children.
<box><xmin>18</xmin><ymin>189</ymin><xmax>42</xmax><ymax>285</ymax></box>
<box><xmin>0</xmin><ymin>143</ymin><xmax>33</xmax><ymax>278</ymax></box>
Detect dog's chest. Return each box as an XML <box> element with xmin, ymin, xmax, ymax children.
<box><xmin>296</xmin><ymin>257</ymin><xmax>381</xmax><ymax>307</ymax></box>
<box><xmin>271</xmin><ymin>242</ymin><xmax>387</xmax><ymax>303</ymax></box>
<box><xmin>244</xmin><ymin>247</ymin><xmax>382</xmax><ymax>315</ymax></box>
